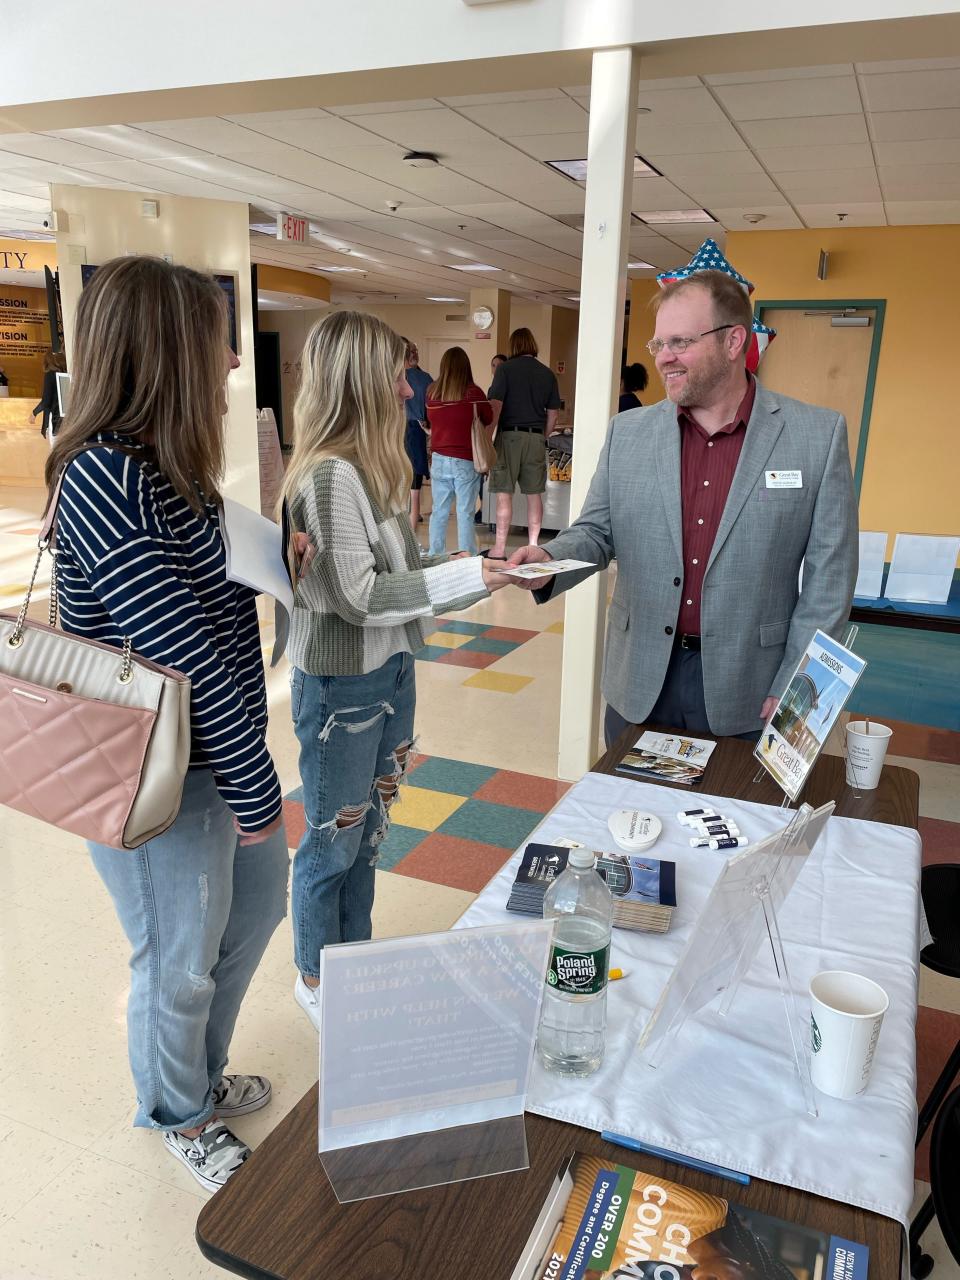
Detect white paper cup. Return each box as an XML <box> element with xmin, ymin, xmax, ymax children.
<box><xmin>809</xmin><ymin>971</ymin><xmax>888</xmax><ymax>1099</ymax></box>
<box><xmin>844</xmin><ymin>721</ymin><xmax>892</xmax><ymax>790</ymax></box>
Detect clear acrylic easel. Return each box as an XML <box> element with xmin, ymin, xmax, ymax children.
<box><xmin>637</xmin><ymin>802</ymin><xmax>835</xmax><ymax>1117</ymax></box>
<box><xmin>752</xmin><ymin>624</ymin><xmax>861</xmax><ymax>808</ymax></box>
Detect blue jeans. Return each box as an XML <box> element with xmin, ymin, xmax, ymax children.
<box><xmin>428</xmin><ymin>452</ymin><xmax>481</xmax><ymax>556</ymax></box>
<box><xmin>88</xmin><ymin>770</ymin><xmax>289</xmax><ymax>1130</ymax></box>
<box><xmin>290</xmin><ymin>653</ymin><xmax>417</xmax><ymax>977</ymax></box>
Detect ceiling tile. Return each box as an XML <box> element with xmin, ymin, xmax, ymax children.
<box><xmin>869</xmin><ymin>109</ymin><xmax>960</xmax><ymax>142</ymax></box>
<box><xmin>630</xmin><ymin>177</ymin><xmax>694</xmax><ymax>207</ymax></box>
<box><xmin>655</xmin><ymin>150</ymin><xmax>765</xmax><ymax>179</ymax></box>
<box><xmin>856</xmin><ymin>57</ymin><xmax>960</xmax><ymax>74</ymax></box>
<box><xmin>332</xmin><ymin>100</ymin><xmax>442</xmax><ymax>116</ymax></box>
<box><xmin>636</xmin><ymin>119</ymin><xmax>747</xmax><ymax>155</ymax></box>
<box><xmin>709</xmin><ymin>205</ymin><xmax>804</xmax><ymax>230</ymax></box>
<box><xmin>711</xmin><ymin>77</ymin><xmax>861</xmax><ymax>121</ymax></box>
<box><xmin>740</xmin><ymin>115</ymin><xmax>868</xmax><ymax>148</ymax></box>
<box><xmin>873</xmin><ymin>138</ymin><xmax>960</xmax><ymax>166</ymax></box>
<box><xmin>634</xmin><ymin>87</ymin><xmax>728</xmax><ymax>124</ymax></box>
<box><xmin>793</xmin><ymin>202</ymin><xmax>886</xmax><ymax>227</ymax></box>
<box><xmin>637</xmin><ymin>77</ymin><xmax>704</xmax><ymax>91</ymax></box>
<box><xmin>439</xmin><ymin>89</ymin><xmax>568</xmax><ymax>106</ymax></box>
<box><xmin>877</xmin><ymin>161</ymin><xmax>960</xmax><ymax>186</ymax></box>
<box><xmin>758</xmin><ymin>143</ymin><xmax>875</xmax><ymax>172</ymax></box>
<box><xmin>45</xmin><ymin>125</ymin><xmax>210</xmax><ymax>161</ymax></box>
<box><xmin>237</xmin><ymin>115</ymin><xmax>393</xmax><ymax>153</ymax></box>
<box><xmin>777</xmin><ymin>170</ymin><xmax>882</xmax><ymax>201</ymax></box>
<box><xmin>881</xmin><ymin>178</ymin><xmax>960</xmax><ymax>201</ymax></box>
<box><xmin>342</xmin><ymin>108</ymin><xmax>494</xmax><ymax>147</ymax></box>
<box><xmin>0</xmin><ymin>133</ymin><xmax>115</xmax><ymax>164</ymax></box>
<box><xmin>134</xmin><ymin>117</ymin><xmax>268</xmax><ymax>153</ymax></box>
<box><xmin>510</xmin><ymin>133</ymin><xmax>590</xmax><ymax>161</ymax></box>
<box><xmin>681</xmin><ymin>180</ymin><xmax>786</xmax><ymax>204</ymax></box>
<box><xmin>885</xmin><ymin>199</ymin><xmax>960</xmax><ymax>224</ymax></box>
<box><xmin>704</xmin><ymin>65</ymin><xmax>854</xmax><ymax>85</ymax></box>
<box><xmin>457</xmin><ymin>98</ymin><xmax>588</xmax><ymax>136</ymax></box>
<box><xmin>860</xmin><ymin>69</ymin><xmax>960</xmax><ymax>113</ymax></box>
<box><xmin>225</xmin><ymin>108</ymin><xmax>331</xmax><ymax>124</ymax></box>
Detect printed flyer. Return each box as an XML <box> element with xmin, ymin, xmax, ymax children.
<box><xmin>754</xmin><ymin>630</ymin><xmax>866</xmax><ymax>800</ymax></box>
<box><xmin>511</xmin><ymin>1153</ymin><xmax>869</xmax><ymax>1280</ymax></box>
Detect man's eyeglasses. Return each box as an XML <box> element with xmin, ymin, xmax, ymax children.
<box><xmin>646</xmin><ymin>325</ymin><xmax>734</xmax><ymax>357</ymax></box>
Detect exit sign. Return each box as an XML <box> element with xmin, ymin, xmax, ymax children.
<box><xmin>277</xmin><ymin>214</ymin><xmax>308</xmax><ymax>243</ymax></box>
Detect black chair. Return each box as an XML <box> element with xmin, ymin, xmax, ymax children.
<box><xmin>909</xmin><ymin>1085</ymin><xmax>960</xmax><ymax>1277</ymax></box>
<box><xmin>909</xmin><ymin>864</ymin><xmax>960</xmax><ymax>1278</ymax></box>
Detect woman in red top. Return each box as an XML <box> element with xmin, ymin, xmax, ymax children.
<box><xmin>426</xmin><ymin>346</ymin><xmax>493</xmax><ymax>556</ymax></box>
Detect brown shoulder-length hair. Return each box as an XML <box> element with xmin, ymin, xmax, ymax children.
<box><xmin>427</xmin><ymin>345</ymin><xmax>474</xmax><ymax>403</ymax></box>
<box><xmin>509</xmin><ymin>326</ymin><xmax>538</xmax><ymax>358</ymax></box>
<box><xmin>46</xmin><ymin>256</ymin><xmax>229</xmax><ymax>511</ymax></box>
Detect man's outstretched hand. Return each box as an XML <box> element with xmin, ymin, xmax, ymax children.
<box><xmin>504</xmin><ymin>544</ymin><xmax>552</xmax><ymax>591</ymax></box>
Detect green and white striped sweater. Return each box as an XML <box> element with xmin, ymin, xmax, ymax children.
<box><xmin>287</xmin><ymin>457</ymin><xmax>488</xmax><ymax>676</ymax></box>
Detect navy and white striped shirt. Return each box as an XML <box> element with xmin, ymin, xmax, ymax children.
<box><xmin>54</xmin><ymin>437</ymin><xmax>282</xmax><ymax>834</ymax></box>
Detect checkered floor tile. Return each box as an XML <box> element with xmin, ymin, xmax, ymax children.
<box><xmin>416</xmin><ymin>619</ymin><xmax>538</xmax><ymax>669</ymax></box>
<box><xmin>283</xmin><ymin>754</ymin><xmax>570</xmax><ymax>893</ymax></box>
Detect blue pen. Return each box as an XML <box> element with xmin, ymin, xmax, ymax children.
<box><xmin>601</xmin><ymin>1130</ymin><xmax>751</xmax><ymax>1186</ymax></box>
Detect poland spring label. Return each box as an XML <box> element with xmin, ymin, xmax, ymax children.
<box><xmin>546</xmin><ymin>942</ymin><xmax>610</xmax><ymax>996</ymax></box>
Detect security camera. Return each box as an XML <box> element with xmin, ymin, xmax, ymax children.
<box><xmin>386</xmin><ymin>200</ymin><xmax>401</xmax><ymax>213</ymax></box>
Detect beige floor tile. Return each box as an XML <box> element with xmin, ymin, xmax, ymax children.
<box><xmin>911</xmin><ymin>1179</ymin><xmax>960</xmax><ymax>1280</ymax></box>
<box><xmin>919</xmin><ymin>963</ymin><xmax>960</xmax><ymax>1017</ymax></box>
<box><xmin>0</xmin><ymin>1116</ymin><xmax>83</xmax><ymax>1228</ymax></box>
<box><xmin>487</xmin><ymin>629</ymin><xmax>564</xmax><ymax>678</ymax></box>
<box><xmin>886</xmin><ymin>755</ymin><xmax>960</xmax><ymax>823</ymax></box>
<box><xmin>372</xmin><ymin>869</ymin><xmax>476</xmax><ymax>937</ymax></box>
<box><xmin>0</xmin><ymin>1149</ymin><xmax>211</xmax><ymax>1280</ymax></box>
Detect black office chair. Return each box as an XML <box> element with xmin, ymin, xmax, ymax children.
<box><xmin>909</xmin><ymin>1085</ymin><xmax>960</xmax><ymax>1277</ymax></box>
<box><xmin>909</xmin><ymin>864</ymin><xmax>960</xmax><ymax>1278</ymax></box>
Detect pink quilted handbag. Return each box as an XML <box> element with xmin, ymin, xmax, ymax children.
<box><xmin>0</xmin><ymin>473</ymin><xmax>191</xmax><ymax>850</ymax></box>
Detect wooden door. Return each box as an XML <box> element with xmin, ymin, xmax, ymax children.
<box><xmin>756</xmin><ymin>307</ymin><xmax>876</xmax><ymax>476</ymax></box>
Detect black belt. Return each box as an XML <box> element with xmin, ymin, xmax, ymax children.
<box><xmin>499</xmin><ymin>425</ymin><xmax>544</xmax><ymax>434</ymax></box>
<box><xmin>679</xmin><ymin>633</ymin><xmax>701</xmax><ymax>651</ymax></box>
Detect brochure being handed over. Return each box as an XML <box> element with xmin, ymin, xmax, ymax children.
<box><xmin>754</xmin><ymin>628</ymin><xmax>866</xmax><ymax>800</ymax></box>
<box><xmin>503</xmin><ymin>559</ymin><xmax>594</xmax><ymax>580</ymax></box>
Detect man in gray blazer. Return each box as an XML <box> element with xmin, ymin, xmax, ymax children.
<box><xmin>508</xmin><ymin>269</ymin><xmax>858</xmax><ymax>743</ymax></box>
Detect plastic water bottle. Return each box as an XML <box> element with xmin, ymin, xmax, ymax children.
<box><xmin>537</xmin><ymin>848</ymin><xmax>614</xmax><ymax>1077</ymax></box>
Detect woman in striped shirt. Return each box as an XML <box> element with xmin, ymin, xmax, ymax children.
<box><xmin>46</xmin><ymin>257</ymin><xmax>288</xmax><ymax>1194</ymax></box>
<box><xmin>281</xmin><ymin>311</ymin><xmax>510</xmax><ymax>1030</ymax></box>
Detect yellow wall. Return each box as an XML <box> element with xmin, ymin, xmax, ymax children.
<box><xmin>257</xmin><ymin>264</ymin><xmax>330</xmax><ymax>304</ymax></box>
<box><xmin>0</xmin><ymin>285</ymin><xmax>50</xmax><ymax>398</ymax></box>
<box><xmin>52</xmin><ymin>184</ymin><xmax>260</xmax><ymax>509</ymax></box>
<box><xmin>727</xmin><ymin>226</ymin><xmax>960</xmax><ymax>546</ymax></box>
<box><xmin>625</xmin><ymin>279</ymin><xmax>660</xmax><ymax>391</ymax></box>
<box><xmin>0</xmin><ymin>237</ymin><xmax>57</xmax><ymax>275</ymax></box>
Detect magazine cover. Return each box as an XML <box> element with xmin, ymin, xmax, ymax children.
<box><xmin>617</xmin><ymin>732</ymin><xmax>716</xmax><ymax>786</ymax></box>
<box><xmin>512</xmin><ymin>1153</ymin><xmax>869</xmax><ymax>1280</ymax></box>
<box><xmin>754</xmin><ymin>630</ymin><xmax>867</xmax><ymax>800</ymax></box>
<box><xmin>506</xmin><ymin>844</ymin><xmax>676</xmax><ymax>931</ymax></box>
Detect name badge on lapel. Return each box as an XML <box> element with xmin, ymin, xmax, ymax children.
<box><xmin>765</xmin><ymin>470</ymin><xmax>802</xmax><ymax>489</ymax></box>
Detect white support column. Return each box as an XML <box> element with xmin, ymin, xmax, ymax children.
<box><xmin>556</xmin><ymin>46</ymin><xmax>639</xmax><ymax>780</ymax></box>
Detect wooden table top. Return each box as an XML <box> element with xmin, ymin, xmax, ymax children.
<box><xmin>196</xmin><ymin>731</ymin><xmax>920</xmax><ymax>1280</ymax></box>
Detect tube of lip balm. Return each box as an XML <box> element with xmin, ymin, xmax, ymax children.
<box><xmin>695</xmin><ymin>822</ymin><xmax>740</xmax><ymax>837</ymax></box>
<box><xmin>709</xmin><ymin>836</ymin><xmax>748</xmax><ymax>850</ymax></box>
<box><xmin>689</xmin><ymin>836</ymin><xmax>714</xmax><ymax>847</ymax></box>
<box><xmin>677</xmin><ymin>808</ymin><xmax>719</xmax><ymax>826</ymax></box>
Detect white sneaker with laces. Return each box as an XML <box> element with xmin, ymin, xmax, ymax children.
<box><xmin>162</xmin><ymin>1119</ymin><xmax>250</xmax><ymax>1194</ymax></box>
<box><xmin>295</xmin><ymin>973</ymin><xmax>322</xmax><ymax>1031</ymax></box>
<box><xmin>212</xmin><ymin>1073</ymin><xmax>272</xmax><ymax>1117</ymax></box>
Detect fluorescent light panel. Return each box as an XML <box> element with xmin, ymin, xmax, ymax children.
<box><xmin>628</xmin><ymin>260</ymin><xmax>656</xmax><ymax>269</ymax></box>
<box><xmin>635</xmin><ymin>209</ymin><xmax>715</xmax><ymax>224</ymax></box>
<box><xmin>450</xmin><ymin>263</ymin><xmax>501</xmax><ymax>272</ymax></box>
<box><xmin>427</xmin><ymin>296</ymin><xmax>464</xmax><ymax>302</ymax></box>
<box><xmin>547</xmin><ymin>155</ymin><xmax>658</xmax><ymax>182</ymax></box>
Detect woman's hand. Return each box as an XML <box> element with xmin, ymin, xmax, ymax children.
<box><xmin>481</xmin><ymin>558</ymin><xmax>513</xmax><ymax>592</ymax></box>
<box><xmin>292</xmin><ymin>531</ymin><xmax>316</xmax><ymax>579</ymax></box>
<box><xmin>233</xmin><ymin>814</ymin><xmax>286</xmax><ymax>847</ymax></box>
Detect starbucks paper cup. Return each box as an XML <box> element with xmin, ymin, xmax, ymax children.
<box><xmin>810</xmin><ymin>970</ymin><xmax>888</xmax><ymax>1099</ymax></box>
<box><xmin>845</xmin><ymin>721</ymin><xmax>892</xmax><ymax>790</ymax></box>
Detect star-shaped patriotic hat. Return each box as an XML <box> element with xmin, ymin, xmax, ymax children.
<box><xmin>656</xmin><ymin>238</ymin><xmax>776</xmax><ymax>372</ymax></box>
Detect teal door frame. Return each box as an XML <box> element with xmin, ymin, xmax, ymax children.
<box><xmin>753</xmin><ymin>298</ymin><xmax>886</xmax><ymax>496</ymax></box>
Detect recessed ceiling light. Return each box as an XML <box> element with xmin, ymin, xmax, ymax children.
<box><xmin>628</xmin><ymin>260</ymin><xmax>656</xmax><ymax>269</ymax></box>
<box><xmin>636</xmin><ymin>209</ymin><xmax>715</xmax><ymax>224</ymax></box>
<box><xmin>403</xmin><ymin>151</ymin><xmax>440</xmax><ymax>168</ymax></box>
<box><xmin>427</xmin><ymin>296</ymin><xmax>465</xmax><ymax>302</ymax></box>
<box><xmin>317</xmin><ymin>265</ymin><xmax>365</xmax><ymax>273</ymax></box>
<box><xmin>249</xmin><ymin>221</ymin><xmax>278</xmax><ymax>236</ymax></box>
<box><xmin>566</xmin><ymin>295</ymin><xmax>580</xmax><ymax>302</ymax></box>
<box><xmin>450</xmin><ymin>263</ymin><xmax>501</xmax><ymax>272</ymax></box>
<box><xmin>547</xmin><ymin>155</ymin><xmax>659</xmax><ymax>182</ymax></box>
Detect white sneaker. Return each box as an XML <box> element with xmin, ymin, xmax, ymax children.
<box><xmin>295</xmin><ymin>973</ymin><xmax>322</xmax><ymax>1031</ymax></box>
<box><xmin>212</xmin><ymin>1073</ymin><xmax>272</xmax><ymax>1117</ymax></box>
<box><xmin>162</xmin><ymin>1119</ymin><xmax>250</xmax><ymax>1194</ymax></box>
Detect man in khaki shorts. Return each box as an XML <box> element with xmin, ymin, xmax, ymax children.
<box><xmin>487</xmin><ymin>327</ymin><xmax>560</xmax><ymax>557</ymax></box>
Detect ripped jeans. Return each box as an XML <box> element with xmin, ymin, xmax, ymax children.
<box><xmin>290</xmin><ymin>652</ymin><xmax>416</xmax><ymax>977</ymax></box>
<box><xmin>88</xmin><ymin>769</ymin><xmax>290</xmax><ymax>1130</ymax></box>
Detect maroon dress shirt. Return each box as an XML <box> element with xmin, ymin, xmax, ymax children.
<box><xmin>677</xmin><ymin>376</ymin><xmax>757</xmax><ymax>636</ymax></box>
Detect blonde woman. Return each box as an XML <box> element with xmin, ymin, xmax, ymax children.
<box><xmin>281</xmin><ymin>311</ymin><xmax>509</xmax><ymax>1029</ymax></box>
<box><xmin>47</xmin><ymin>257</ymin><xmax>288</xmax><ymax>1192</ymax></box>
<box><xmin>425</xmin><ymin>345</ymin><xmax>492</xmax><ymax>556</ymax></box>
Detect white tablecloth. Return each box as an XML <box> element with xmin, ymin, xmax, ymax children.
<box><xmin>456</xmin><ymin>772</ymin><xmax>922</xmax><ymax>1228</ymax></box>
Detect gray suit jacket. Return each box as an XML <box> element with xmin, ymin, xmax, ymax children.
<box><xmin>541</xmin><ymin>384</ymin><xmax>858</xmax><ymax>736</ymax></box>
